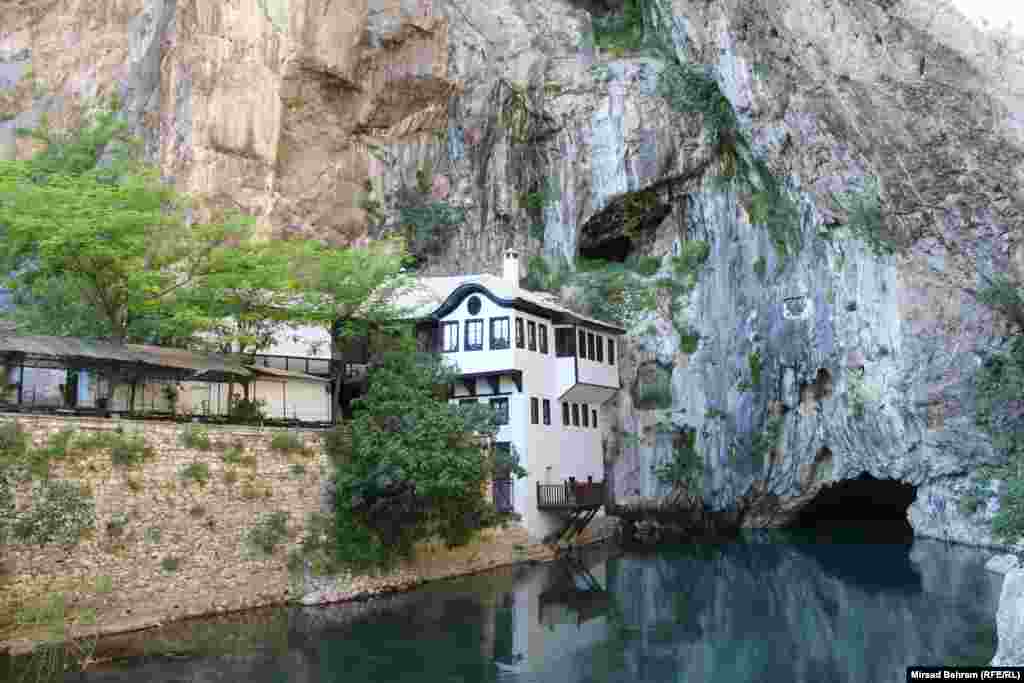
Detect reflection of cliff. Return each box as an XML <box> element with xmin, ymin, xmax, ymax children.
<box><xmin>590</xmin><ymin>538</ymin><xmax>999</xmax><ymax>683</ymax></box>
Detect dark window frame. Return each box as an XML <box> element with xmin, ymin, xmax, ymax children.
<box><xmin>571</xmin><ymin>403</ymin><xmax>580</xmax><ymax>427</ymax></box>
<box><xmin>490</xmin><ymin>316</ymin><xmax>510</xmax><ymax>350</ymax></box>
<box><xmin>596</xmin><ymin>333</ymin><xmax>604</xmax><ymax>362</ymax></box>
<box><xmin>527</xmin><ymin>321</ymin><xmax>537</xmax><ymax>351</ymax></box>
<box><xmin>581</xmin><ymin>403</ymin><xmax>589</xmax><ymax>427</ymax></box>
<box><xmin>578</xmin><ymin>330</ymin><xmax>587</xmax><ymax>360</ymax></box>
<box><xmin>592</xmin><ymin>409</ymin><xmax>598</xmax><ymax>428</ymax></box>
<box><xmin>530</xmin><ymin>397</ymin><xmax>539</xmax><ymax>424</ymax></box>
<box><xmin>539</xmin><ymin>324</ymin><xmax>548</xmax><ymax>354</ymax></box>
<box><xmin>555</xmin><ymin>327</ymin><xmax>575</xmax><ymax>357</ymax></box>
<box><xmin>441</xmin><ymin>321</ymin><xmax>459</xmax><ymax>353</ymax></box>
<box><xmin>587</xmin><ymin>333</ymin><xmax>596</xmax><ymax>361</ymax></box>
<box><xmin>608</xmin><ymin>338</ymin><xmax>616</xmax><ymax>365</ymax></box>
<box><xmin>491</xmin><ymin>397</ymin><xmax>509</xmax><ymax>426</ymax></box>
<box><xmin>515</xmin><ymin>318</ymin><xmax>524</xmax><ymax>348</ymax></box>
<box><xmin>464</xmin><ymin>319</ymin><xmax>484</xmax><ymax>351</ymax></box>
<box><xmin>543</xmin><ymin>399</ymin><xmax>551</xmax><ymax>425</ymax></box>
<box><xmin>562</xmin><ymin>402</ymin><xmax>570</xmax><ymax>426</ymax></box>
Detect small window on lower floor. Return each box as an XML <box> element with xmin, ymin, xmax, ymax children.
<box><xmin>530</xmin><ymin>397</ymin><xmax>539</xmax><ymax>425</ymax></box>
<box><xmin>592</xmin><ymin>409</ymin><xmax>598</xmax><ymax>428</ymax></box>
<box><xmin>562</xmin><ymin>402</ymin><xmax>570</xmax><ymax>426</ymax></box>
<box><xmin>581</xmin><ymin>403</ymin><xmax>589</xmax><ymax>427</ymax></box>
<box><xmin>542</xmin><ymin>399</ymin><xmax>551</xmax><ymax>425</ymax></box>
<box><xmin>571</xmin><ymin>403</ymin><xmax>580</xmax><ymax>427</ymax></box>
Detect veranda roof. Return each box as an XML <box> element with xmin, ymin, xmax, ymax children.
<box><xmin>0</xmin><ymin>334</ymin><xmax>253</xmax><ymax>382</ymax></box>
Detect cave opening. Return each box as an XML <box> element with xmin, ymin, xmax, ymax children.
<box><xmin>788</xmin><ymin>472</ymin><xmax>917</xmax><ymax>541</ymax></box>
<box><xmin>579</xmin><ymin>235</ymin><xmax>633</xmax><ymax>263</ymax></box>
<box><xmin>577</xmin><ymin>190</ymin><xmax>672</xmax><ymax>264</ymax></box>
<box><xmin>787</xmin><ymin>472</ymin><xmax>922</xmax><ymax>593</ymax></box>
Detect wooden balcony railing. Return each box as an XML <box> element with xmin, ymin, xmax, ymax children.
<box><xmin>537</xmin><ymin>480</ymin><xmax>605</xmax><ymax>510</ymax></box>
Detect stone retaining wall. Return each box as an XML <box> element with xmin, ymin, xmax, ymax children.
<box><xmin>0</xmin><ymin>413</ymin><xmax>620</xmax><ymax>655</ymax></box>
<box><xmin>0</xmin><ymin>413</ymin><xmax>326</xmax><ymax>653</ymax></box>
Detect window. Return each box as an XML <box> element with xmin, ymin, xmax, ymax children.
<box><xmin>530</xmin><ymin>397</ymin><xmax>539</xmax><ymax>424</ymax></box>
<box><xmin>465</xmin><ymin>319</ymin><xmax>484</xmax><ymax>351</ymax></box>
<box><xmin>608</xmin><ymin>338</ymin><xmax>615</xmax><ymax>365</ymax></box>
<box><xmin>556</xmin><ymin>328</ymin><xmax>576</xmax><ymax>357</ymax></box>
<box><xmin>581</xmin><ymin>403</ymin><xmax>589</xmax><ymax>427</ymax></box>
<box><xmin>578</xmin><ymin>330</ymin><xmax>587</xmax><ymax>359</ymax></box>
<box><xmin>571</xmin><ymin>403</ymin><xmax>580</xmax><ymax>426</ymax></box>
<box><xmin>528</xmin><ymin>321</ymin><xmax>537</xmax><ymax>351</ymax></box>
<box><xmin>543</xmin><ymin>399</ymin><xmax>551</xmax><ymax>425</ymax></box>
<box><xmin>592</xmin><ymin>409</ymin><xmax>598</xmax><ymax>428</ymax></box>
<box><xmin>442</xmin><ymin>321</ymin><xmax>459</xmax><ymax>352</ymax></box>
<box><xmin>490</xmin><ymin>317</ymin><xmax>510</xmax><ymax>350</ymax></box>
<box><xmin>539</xmin><ymin>325</ymin><xmax>548</xmax><ymax>354</ymax></box>
<box><xmin>515</xmin><ymin>318</ymin><xmax>524</xmax><ymax>348</ymax></box>
<box><xmin>491</xmin><ymin>397</ymin><xmax>509</xmax><ymax>425</ymax></box>
<box><xmin>467</xmin><ymin>295</ymin><xmax>482</xmax><ymax>316</ymax></box>
<box><xmin>587</xmin><ymin>333</ymin><xmax>596</xmax><ymax>360</ymax></box>
<box><xmin>596</xmin><ymin>334</ymin><xmax>603</xmax><ymax>362</ymax></box>
<box><xmin>562</xmin><ymin>402</ymin><xmax>570</xmax><ymax>426</ymax></box>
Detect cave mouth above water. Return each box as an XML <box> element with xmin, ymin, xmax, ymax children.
<box><xmin>787</xmin><ymin>472</ymin><xmax>918</xmax><ymax>542</ymax></box>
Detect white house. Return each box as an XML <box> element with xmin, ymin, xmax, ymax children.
<box><xmin>380</xmin><ymin>250</ymin><xmax>625</xmax><ymax>543</ymax></box>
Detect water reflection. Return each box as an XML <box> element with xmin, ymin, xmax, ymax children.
<box><xmin>56</xmin><ymin>536</ymin><xmax>999</xmax><ymax>683</ymax></box>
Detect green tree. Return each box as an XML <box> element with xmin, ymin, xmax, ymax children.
<box><xmin>330</xmin><ymin>346</ymin><xmax>524</xmax><ymax>569</ymax></box>
<box><xmin>288</xmin><ymin>237</ymin><xmax>411</xmax><ymax>423</ymax></box>
<box><xmin>0</xmin><ymin>161</ymin><xmax>260</xmax><ymax>345</ymax></box>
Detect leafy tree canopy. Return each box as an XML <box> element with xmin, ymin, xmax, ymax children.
<box><xmin>328</xmin><ymin>344</ymin><xmax>525</xmax><ymax>569</ymax></box>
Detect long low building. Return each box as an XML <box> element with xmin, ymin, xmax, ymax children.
<box><xmin>0</xmin><ymin>334</ymin><xmax>332</xmax><ymax>424</ymax></box>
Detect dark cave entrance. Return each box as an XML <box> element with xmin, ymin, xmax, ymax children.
<box><xmin>786</xmin><ymin>473</ymin><xmax>922</xmax><ymax>593</ymax></box>
<box><xmin>577</xmin><ymin>190</ymin><xmax>672</xmax><ymax>264</ymax></box>
<box><xmin>579</xmin><ymin>235</ymin><xmax>633</xmax><ymax>262</ymax></box>
<box><xmin>788</xmin><ymin>472</ymin><xmax>918</xmax><ymax>542</ymax></box>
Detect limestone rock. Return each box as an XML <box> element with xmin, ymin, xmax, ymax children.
<box><xmin>988</xmin><ymin>554</ymin><xmax>1022</xmax><ymax>575</ymax></box>
<box><xmin>994</xmin><ymin>569</ymin><xmax>1024</xmax><ymax>666</ymax></box>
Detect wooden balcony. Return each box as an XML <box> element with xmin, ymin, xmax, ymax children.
<box><xmin>537</xmin><ymin>480</ymin><xmax>605</xmax><ymax>511</ymax></box>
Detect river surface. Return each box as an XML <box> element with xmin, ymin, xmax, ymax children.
<box><xmin>37</xmin><ymin>527</ymin><xmax>1004</xmax><ymax>683</ymax></box>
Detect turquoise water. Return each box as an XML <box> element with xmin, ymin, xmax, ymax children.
<box><xmin>54</xmin><ymin>531</ymin><xmax>1001</xmax><ymax>683</ymax></box>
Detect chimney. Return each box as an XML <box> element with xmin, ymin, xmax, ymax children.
<box><xmin>503</xmin><ymin>249</ymin><xmax>520</xmax><ymax>284</ymax></box>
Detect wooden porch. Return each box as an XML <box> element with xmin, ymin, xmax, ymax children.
<box><xmin>537</xmin><ymin>479</ymin><xmax>606</xmax><ymax>547</ymax></box>
<box><xmin>536</xmin><ymin>480</ymin><xmax>605</xmax><ymax>511</ymax></box>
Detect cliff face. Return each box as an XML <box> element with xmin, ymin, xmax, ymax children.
<box><xmin>1</xmin><ymin>0</ymin><xmax>1022</xmax><ymax>543</ymax></box>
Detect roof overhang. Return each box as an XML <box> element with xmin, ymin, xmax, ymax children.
<box><xmin>558</xmin><ymin>383</ymin><xmax>618</xmax><ymax>405</ymax></box>
<box><xmin>424</xmin><ymin>283</ymin><xmax>627</xmax><ymax>335</ymax></box>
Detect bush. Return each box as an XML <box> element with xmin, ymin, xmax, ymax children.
<box><xmin>11</xmin><ymin>480</ymin><xmax>95</xmax><ymax>546</ymax></box>
<box><xmin>652</xmin><ymin>429</ymin><xmax>703</xmax><ymax>491</ymax></box>
<box><xmin>245</xmin><ymin>511</ymin><xmax>290</xmax><ymax>557</ymax></box>
<box><xmin>229</xmin><ymin>398</ymin><xmax>267</xmax><ymax>422</ymax></box>
<box><xmin>835</xmin><ymin>176</ymin><xmax>893</xmax><ymax>258</ymax></box>
<box><xmin>180</xmin><ymin>426</ymin><xmax>212</xmax><ymax>451</ymax></box>
<box><xmin>269</xmin><ymin>432</ymin><xmax>307</xmax><ymax>456</ymax></box>
<box><xmin>592</xmin><ymin>0</ymin><xmax>646</xmax><ymax>55</ymax></box>
<box><xmin>179</xmin><ymin>462</ymin><xmax>211</xmax><ymax>487</ymax></box>
<box><xmin>748</xmin><ymin>351</ymin><xmax>762</xmax><ymax>387</ymax></box>
<box><xmin>108</xmin><ymin>433</ymin><xmax>154</xmax><ymax>468</ymax></box>
<box><xmin>627</xmin><ymin>254</ymin><xmax>662</xmax><ymax>277</ymax></box>
<box><xmin>678</xmin><ymin>326</ymin><xmax>700</xmax><ymax>354</ymax></box>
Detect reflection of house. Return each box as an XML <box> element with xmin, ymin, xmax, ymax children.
<box><xmin>346</xmin><ymin>250</ymin><xmax>625</xmax><ymax>543</ymax></box>
<box><xmin>0</xmin><ymin>334</ymin><xmax>331</xmax><ymax>423</ymax></box>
